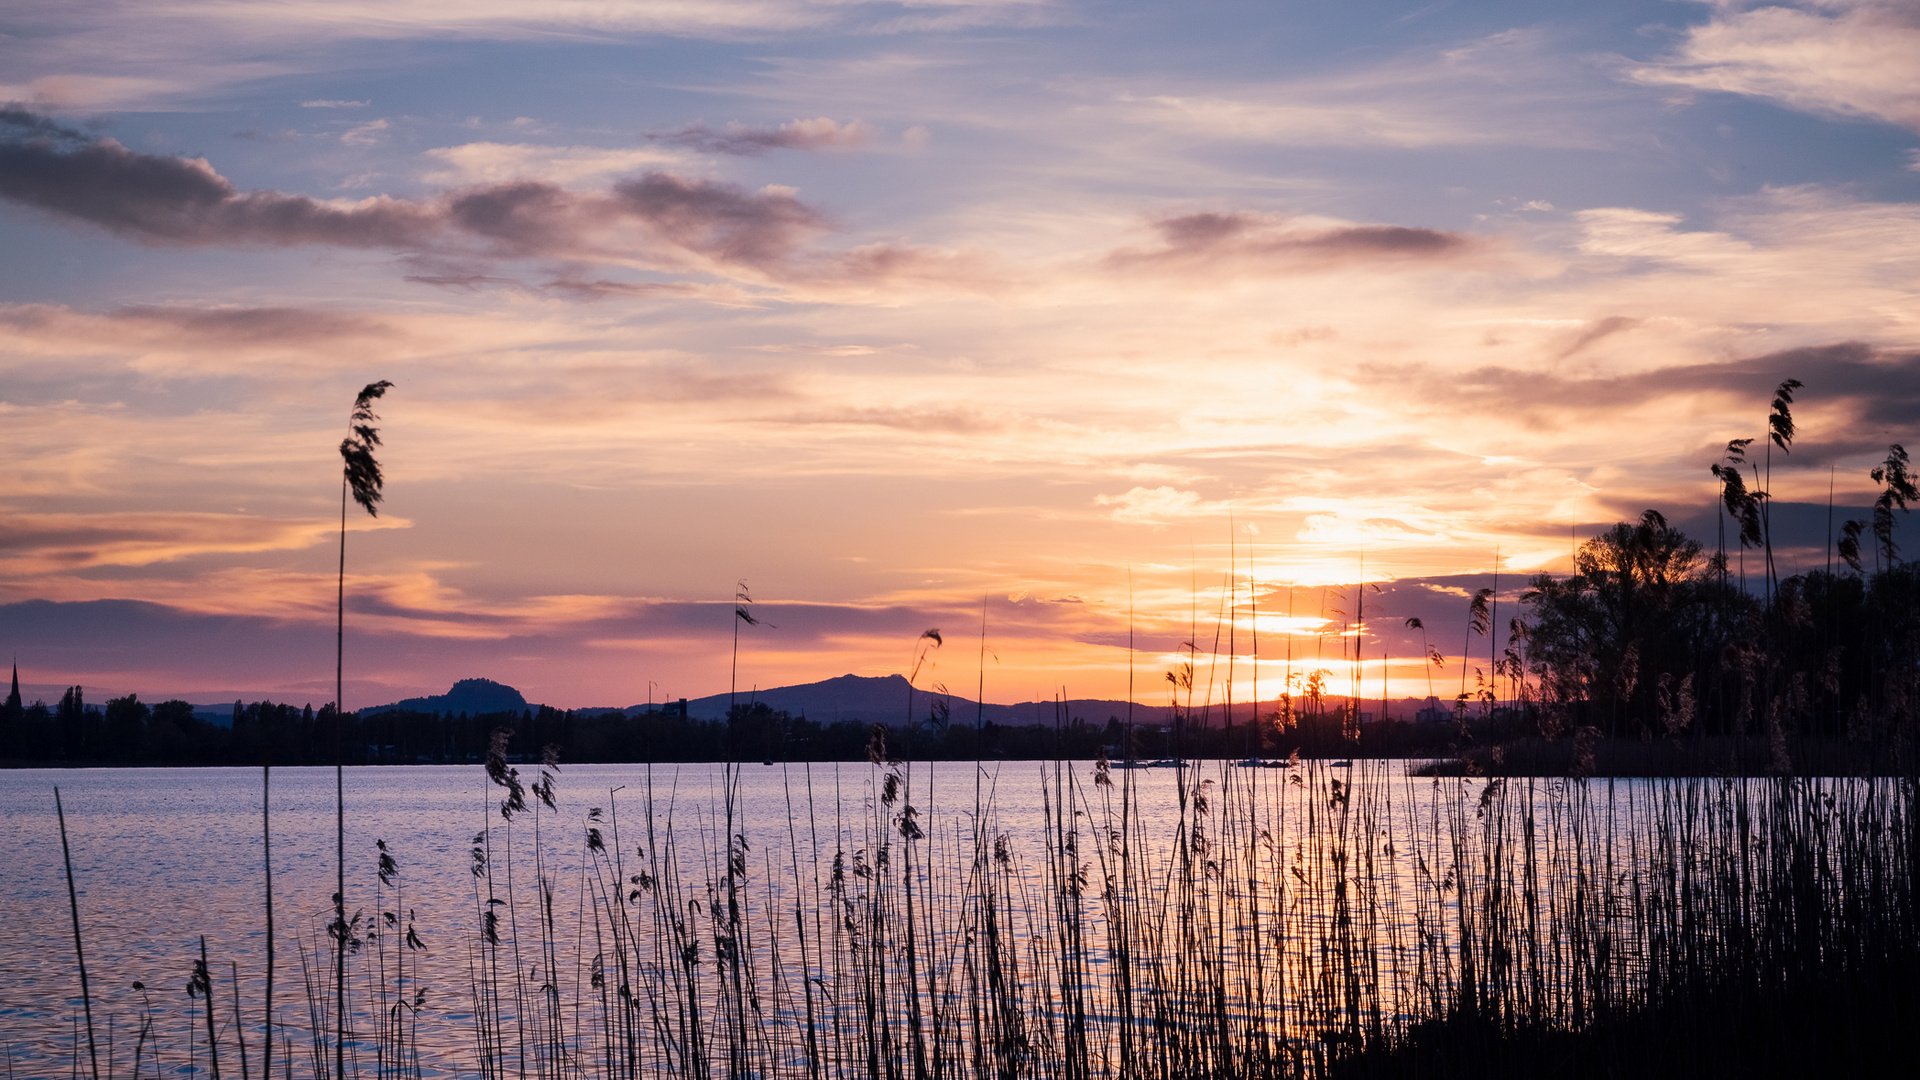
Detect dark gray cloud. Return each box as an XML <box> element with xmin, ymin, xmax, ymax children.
<box><xmin>0</xmin><ymin>107</ymin><xmax>91</xmax><ymax>142</ymax></box>
<box><xmin>1105</xmin><ymin>211</ymin><xmax>1473</xmax><ymax>274</ymax></box>
<box><xmin>0</xmin><ymin>110</ymin><xmax>830</xmax><ymax>277</ymax></box>
<box><xmin>0</xmin><ymin>128</ymin><xmax>442</xmax><ymax>247</ymax></box>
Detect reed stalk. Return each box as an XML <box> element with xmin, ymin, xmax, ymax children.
<box><xmin>54</xmin><ymin>787</ymin><xmax>100</xmax><ymax>1080</ymax></box>
<box><xmin>37</xmin><ymin>747</ymin><xmax>1920</xmax><ymax>1080</ymax></box>
<box><xmin>262</xmin><ymin>766</ymin><xmax>274</xmax><ymax>1080</ymax></box>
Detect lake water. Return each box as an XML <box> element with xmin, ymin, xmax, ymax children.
<box><xmin>1</xmin><ymin>762</ymin><xmax>1207</xmax><ymax>1078</ymax></box>
<box><xmin>2</xmin><ymin>762</ymin><xmax>1893</xmax><ymax>1079</ymax></box>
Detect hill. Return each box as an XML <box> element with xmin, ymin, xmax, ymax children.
<box><xmin>647</xmin><ymin>672</ymin><xmax>1187</xmax><ymax>728</ymax></box>
<box><xmin>362</xmin><ymin>677</ymin><xmax>532</xmax><ymax>716</ymax></box>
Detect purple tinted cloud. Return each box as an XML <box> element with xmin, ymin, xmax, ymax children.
<box><xmin>105</xmin><ymin>305</ymin><xmax>389</xmax><ymax>342</ymax></box>
<box><xmin>652</xmin><ymin>118</ymin><xmax>876</xmax><ymax>156</ymax></box>
<box><xmin>1360</xmin><ymin>341</ymin><xmax>1920</xmax><ymax>460</ymax></box>
<box><xmin>612</xmin><ymin>171</ymin><xmax>825</xmax><ymax>264</ymax></box>
<box><xmin>1106</xmin><ymin>211</ymin><xmax>1473</xmax><ymax>274</ymax></box>
<box><xmin>0</xmin><ymin>126</ymin><xmax>442</xmax><ymax>247</ymax></box>
<box><xmin>0</xmin><ymin>110</ymin><xmax>830</xmax><ymax>277</ymax></box>
<box><xmin>1</xmin><ymin>110</ymin><xmax>1466</xmax><ymax>296</ymax></box>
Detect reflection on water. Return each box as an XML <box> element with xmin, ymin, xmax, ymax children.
<box><xmin>1</xmin><ymin>761</ymin><xmax>1909</xmax><ymax>1078</ymax></box>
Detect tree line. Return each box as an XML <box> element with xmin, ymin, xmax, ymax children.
<box><xmin>0</xmin><ymin>687</ymin><xmax>1475</xmax><ymax>766</ymax></box>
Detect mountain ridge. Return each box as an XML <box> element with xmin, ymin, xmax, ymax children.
<box><xmin>362</xmin><ymin>671</ymin><xmax>1415</xmax><ymax>728</ymax></box>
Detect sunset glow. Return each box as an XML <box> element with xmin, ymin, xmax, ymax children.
<box><xmin>3</xmin><ymin>0</ymin><xmax>1917</xmax><ymax>709</ymax></box>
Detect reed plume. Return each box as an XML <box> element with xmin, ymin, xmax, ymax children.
<box><xmin>334</xmin><ymin>378</ymin><xmax>392</xmax><ymax>1080</ymax></box>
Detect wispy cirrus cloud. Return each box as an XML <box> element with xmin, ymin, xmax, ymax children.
<box><xmin>0</xmin><ymin>1</ymin><xmax>1059</xmax><ymax>109</ymax></box>
<box><xmin>133</xmin><ymin>0</ymin><xmax>1054</xmax><ymax>42</ymax></box>
<box><xmin>771</xmin><ymin>404</ymin><xmax>1003</xmax><ymax>434</ymax></box>
<box><xmin>1092</xmin><ymin>27</ymin><xmax>1634</xmax><ymax>152</ymax></box>
<box><xmin>0</xmin><ymin>510</ymin><xmax>403</xmax><ymax>577</ymax></box>
<box><xmin>1627</xmin><ymin>1</ymin><xmax>1920</xmax><ymax>132</ymax></box>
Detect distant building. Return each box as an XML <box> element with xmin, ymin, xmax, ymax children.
<box><xmin>1414</xmin><ymin>696</ymin><xmax>1449</xmax><ymax>724</ymax></box>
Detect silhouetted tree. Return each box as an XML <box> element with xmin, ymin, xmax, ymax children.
<box><xmin>1525</xmin><ymin>511</ymin><xmax>1746</xmax><ymax>737</ymax></box>
<box><xmin>103</xmin><ymin>694</ymin><xmax>149</xmax><ymax>756</ymax></box>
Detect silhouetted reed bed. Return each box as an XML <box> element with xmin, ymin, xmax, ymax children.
<box><xmin>35</xmin><ymin>749</ymin><xmax>1920</xmax><ymax>1079</ymax></box>
<box><xmin>1416</xmin><ymin>732</ymin><xmax>1919</xmax><ymax>779</ymax></box>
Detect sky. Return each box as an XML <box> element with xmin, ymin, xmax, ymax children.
<box><xmin>2</xmin><ymin>0</ymin><xmax>1918</xmax><ymax>712</ymax></box>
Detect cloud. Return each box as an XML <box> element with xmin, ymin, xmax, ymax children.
<box><xmin>340</xmin><ymin>118</ymin><xmax>390</xmax><ymax>146</ymax></box>
<box><xmin>420</xmin><ymin>142</ymin><xmax>683</xmax><ymax>184</ymax></box>
<box><xmin>605</xmin><ymin>172</ymin><xmax>827</xmax><ymax>266</ymax></box>
<box><xmin>1097</xmin><ymin>27</ymin><xmax>1632</xmax><ymax>152</ymax></box>
<box><xmin>0</xmin><ymin>111</ymin><xmax>829</xmax><ymax>278</ymax></box>
<box><xmin>1094</xmin><ymin>486</ymin><xmax>1234</xmax><ymax>525</ymax></box>
<box><xmin>773</xmin><ymin>405</ymin><xmax>1002</xmax><ymax>434</ymax></box>
<box><xmin>0</xmin><ymin>113</ymin><xmax>443</xmax><ymax>247</ymax></box>
<box><xmin>0</xmin><ymin>109</ymin><xmax>1484</xmax><ymax>300</ymax></box>
<box><xmin>0</xmin><ymin>302</ymin><xmax>396</xmax><ymax>363</ymax></box>
<box><xmin>1123</xmin><ymin>93</ymin><xmax>1493</xmax><ymax>149</ymax></box>
<box><xmin>1627</xmin><ymin>1</ymin><xmax>1920</xmax><ymax>132</ymax></box>
<box><xmin>0</xmin><ymin>2</ymin><xmax>1059</xmax><ymax>110</ymax></box>
<box><xmin>0</xmin><ymin>72</ymin><xmax>245</xmax><ymax>112</ymax></box>
<box><xmin>1496</xmin><ymin>188</ymin><xmax>1920</xmax><ymax>356</ymax></box>
<box><xmin>302</xmin><ymin>98</ymin><xmax>369</xmax><ymax>108</ymax></box>
<box><xmin>539</xmin><ymin>276</ymin><xmax>705</xmax><ymax>300</ymax></box>
<box><xmin>1297</xmin><ymin>514</ymin><xmax>1447</xmax><ymax>546</ymax></box>
<box><xmin>1362</xmin><ymin>341</ymin><xmax>1920</xmax><ymax>443</ymax></box>
<box><xmin>1556</xmin><ymin>315</ymin><xmax>1642</xmax><ymax>359</ymax></box>
<box><xmin>107</xmin><ymin>304</ymin><xmax>393</xmax><ymax>344</ymax></box>
<box><xmin>654</xmin><ymin>117</ymin><xmax>878</xmax><ymax>156</ymax></box>
<box><xmin>399</xmin><ymin>272</ymin><xmax>526</xmax><ymax>291</ymax></box>
<box><xmin>1103</xmin><ymin>211</ymin><xmax>1475</xmax><ymax>277</ymax></box>
<box><xmin>0</xmin><ymin>510</ymin><xmax>399</xmax><ymax>576</ymax></box>
<box><xmin>0</xmin><ymin>589</ymin><xmax>1083</xmax><ymax>707</ymax></box>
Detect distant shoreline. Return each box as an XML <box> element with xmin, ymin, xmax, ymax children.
<box><xmin>4</xmin><ymin>731</ymin><xmax>1906</xmax><ymax>778</ymax></box>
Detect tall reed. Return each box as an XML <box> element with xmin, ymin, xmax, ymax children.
<box><xmin>38</xmin><ymin>756</ymin><xmax>1920</xmax><ymax>1080</ymax></box>
<box><xmin>333</xmin><ymin>379</ymin><xmax>393</xmax><ymax>1080</ymax></box>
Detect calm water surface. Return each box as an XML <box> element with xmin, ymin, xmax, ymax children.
<box><xmin>9</xmin><ymin>761</ymin><xmax>1800</xmax><ymax>1080</ymax></box>
<box><xmin>0</xmin><ymin>761</ymin><xmax>1210</xmax><ymax>1077</ymax></box>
